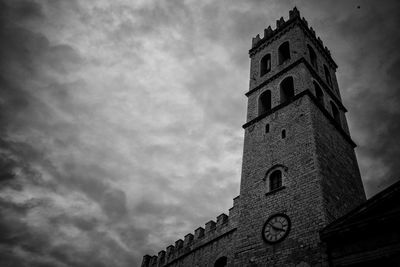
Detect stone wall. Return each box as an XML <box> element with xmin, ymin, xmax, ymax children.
<box><xmin>311</xmin><ymin>98</ymin><xmax>366</xmax><ymax>223</ymax></box>
<box><xmin>236</xmin><ymin>95</ymin><xmax>329</xmax><ymax>266</ymax></box>
<box><xmin>141</xmin><ymin>7</ymin><xmax>366</xmax><ymax>267</ymax></box>
<box><xmin>141</xmin><ymin>197</ymin><xmax>240</xmax><ymax>267</ymax></box>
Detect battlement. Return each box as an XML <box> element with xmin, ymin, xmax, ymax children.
<box><xmin>141</xmin><ymin>196</ymin><xmax>240</xmax><ymax>267</ymax></box>
<box><xmin>250</xmin><ymin>7</ymin><xmax>336</xmax><ymax>68</ymax></box>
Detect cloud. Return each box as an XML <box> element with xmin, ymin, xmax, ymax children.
<box><xmin>0</xmin><ymin>0</ymin><xmax>399</xmax><ymax>266</ymax></box>
<box><xmin>327</xmin><ymin>0</ymin><xmax>400</xmax><ymax>195</ymax></box>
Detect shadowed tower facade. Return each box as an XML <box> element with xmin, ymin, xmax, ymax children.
<box><xmin>141</xmin><ymin>8</ymin><xmax>366</xmax><ymax>267</ymax></box>
<box><xmin>234</xmin><ymin>7</ymin><xmax>365</xmax><ymax>266</ymax></box>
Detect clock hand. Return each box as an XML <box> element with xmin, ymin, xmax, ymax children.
<box><xmin>269</xmin><ymin>223</ymin><xmax>285</xmax><ymax>232</ymax></box>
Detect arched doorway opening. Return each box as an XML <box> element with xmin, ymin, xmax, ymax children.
<box><xmin>214</xmin><ymin>256</ymin><xmax>227</xmax><ymax>267</ymax></box>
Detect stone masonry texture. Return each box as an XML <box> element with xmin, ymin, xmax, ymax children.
<box><xmin>141</xmin><ymin>7</ymin><xmax>366</xmax><ymax>267</ymax></box>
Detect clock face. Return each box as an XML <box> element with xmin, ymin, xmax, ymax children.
<box><xmin>262</xmin><ymin>213</ymin><xmax>291</xmax><ymax>244</ymax></box>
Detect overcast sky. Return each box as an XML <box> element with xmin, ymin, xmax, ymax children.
<box><xmin>1</xmin><ymin>0</ymin><xmax>400</xmax><ymax>266</ymax></box>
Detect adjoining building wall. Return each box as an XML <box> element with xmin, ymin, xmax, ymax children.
<box><xmin>321</xmin><ymin>180</ymin><xmax>400</xmax><ymax>266</ymax></box>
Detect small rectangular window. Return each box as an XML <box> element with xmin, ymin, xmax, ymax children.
<box><xmin>265</xmin><ymin>124</ymin><xmax>270</xmax><ymax>133</ymax></box>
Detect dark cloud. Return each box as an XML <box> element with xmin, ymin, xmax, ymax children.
<box><xmin>1</xmin><ymin>0</ymin><xmax>399</xmax><ymax>266</ymax></box>
<box><xmin>0</xmin><ymin>0</ymin><xmax>139</xmax><ymax>266</ymax></box>
<box><xmin>0</xmin><ymin>156</ymin><xmax>17</xmax><ymax>182</ymax></box>
<box><xmin>0</xmin><ymin>0</ymin><xmax>44</xmax><ymax>22</ymax></box>
<box><xmin>0</xmin><ymin>197</ymin><xmax>52</xmax><ymax>264</ymax></box>
<box><xmin>326</xmin><ymin>0</ymin><xmax>400</xmax><ymax>195</ymax></box>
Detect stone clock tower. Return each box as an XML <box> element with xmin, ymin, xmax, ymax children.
<box><xmin>233</xmin><ymin>7</ymin><xmax>366</xmax><ymax>266</ymax></box>
<box><xmin>141</xmin><ymin>8</ymin><xmax>367</xmax><ymax>267</ymax></box>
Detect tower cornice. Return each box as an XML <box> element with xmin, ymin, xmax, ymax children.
<box><xmin>242</xmin><ymin>89</ymin><xmax>356</xmax><ymax>148</ymax></box>
<box><xmin>245</xmin><ymin>57</ymin><xmax>347</xmax><ymax>112</ymax></box>
<box><xmin>249</xmin><ymin>9</ymin><xmax>337</xmax><ymax>70</ymax></box>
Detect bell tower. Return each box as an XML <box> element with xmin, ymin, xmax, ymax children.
<box><xmin>233</xmin><ymin>8</ymin><xmax>366</xmax><ymax>266</ymax></box>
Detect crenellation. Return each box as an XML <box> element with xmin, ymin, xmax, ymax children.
<box><xmin>184</xmin><ymin>233</ymin><xmax>194</xmax><ymax>246</ymax></box>
<box><xmin>194</xmin><ymin>227</ymin><xmax>205</xmax><ymax>240</ymax></box>
<box><xmin>166</xmin><ymin>245</ymin><xmax>174</xmax><ymax>260</ymax></box>
<box><xmin>309</xmin><ymin>26</ymin><xmax>316</xmax><ymax>36</ymax></box>
<box><xmin>289</xmin><ymin>7</ymin><xmax>300</xmax><ymax>19</ymax></box>
<box><xmin>264</xmin><ymin>26</ymin><xmax>273</xmax><ymax>39</ymax></box>
<box><xmin>252</xmin><ymin>34</ymin><xmax>261</xmax><ymax>47</ymax></box>
<box><xmin>146</xmin><ymin>210</ymin><xmax>237</xmax><ymax>267</ymax></box>
<box><xmin>205</xmin><ymin>220</ymin><xmax>216</xmax><ymax>234</ymax></box>
<box><xmin>249</xmin><ymin>7</ymin><xmax>336</xmax><ymax>70</ymax></box>
<box><xmin>325</xmin><ymin>46</ymin><xmax>331</xmax><ymax>55</ymax></box>
<box><xmin>276</xmin><ymin>17</ymin><xmax>285</xmax><ymax>28</ymax></box>
<box><xmin>302</xmin><ymin>17</ymin><xmax>308</xmax><ymax>27</ymax></box>
<box><xmin>157</xmin><ymin>251</ymin><xmax>165</xmax><ymax>266</ymax></box>
<box><xmin>150</xmin><ymin>255</ymin><xmax>158</xmax><ymax>267</ymax></box>
<box><xmin>175</xmin><ymin>239</ymin><xmax>183</xmax><ymax>250</ymax></box>
<box><xmin>158</xmin><ymin>250</ymin><xmax>166</xmax><ymax>257</ymax></box>
<box><xmin>216</xmin><ymin>213</ymin><xmax>228</xmax><ymax>227</ymax></box>
<box><xmin>141</xmin><ymin>255</ymin><xmax>151</xmax><ymax>267</ymax></box>
<box><xmin>317</xmin><ymin>36</ymin><xmax>323</xmax><ymax>46</ymax></box>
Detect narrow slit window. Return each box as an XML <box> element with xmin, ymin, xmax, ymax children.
<box><xmin>265</xmin><ymin>124</ymin><xmax>270</xmax><ymax>133</ymax></box>
<box><xmin>281</xmin><ymin>129</ymin><xmax>286</xmax><ymax>139</ymax></box>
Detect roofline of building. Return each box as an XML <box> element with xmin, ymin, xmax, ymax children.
<box><xmin>245</xmin><ymin>57</ymin><xmax>346</xmax><ymax>112</ymax></box>
<box><xmin>163</xmin><ymin>228</ymin><xmax>237</xmax><ymax>267</ymax></box>
<box><xmin>249</xmin><ymin>10</ymin><xmax>338</xmax><ymax>69</ymax></box>
<box><xmin>320</xmin><ymin>179</ymin><xmax>400</xmax><ymax>240</ymax></box>
<box><xmin>242</xmin><ymin>89</ymin><xmax>356</xmax><ymax>148</ymax></box>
